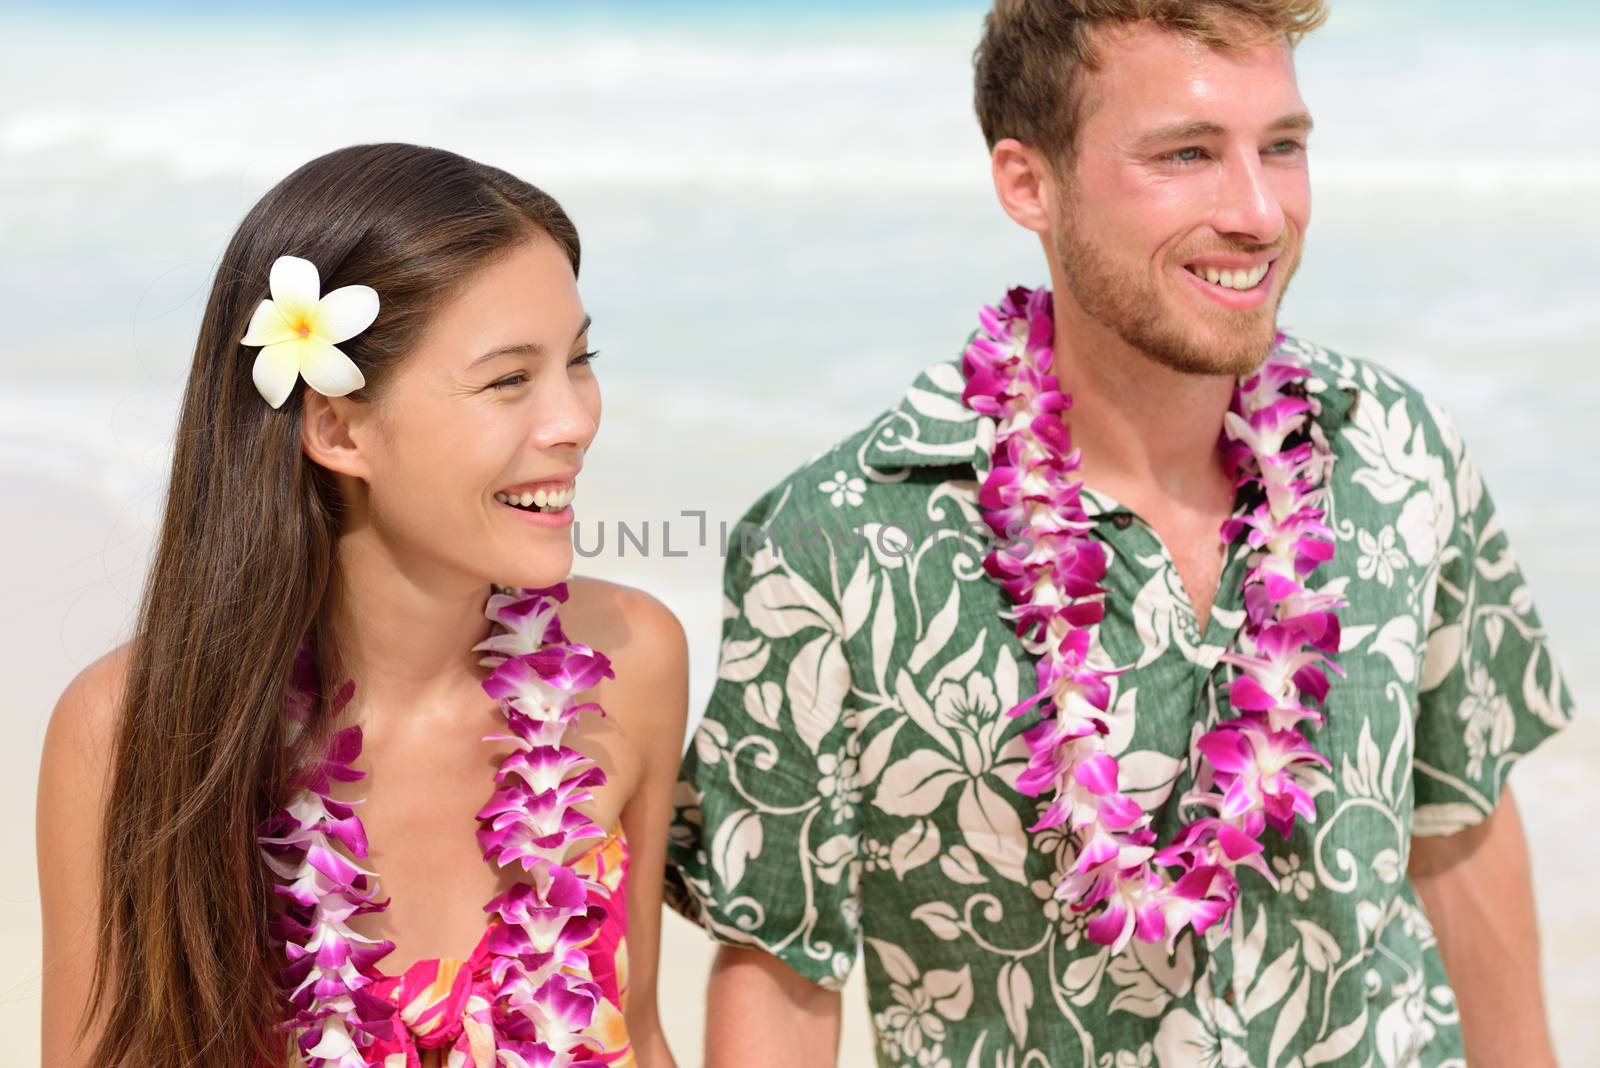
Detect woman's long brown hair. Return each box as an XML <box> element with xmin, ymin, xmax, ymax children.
<box><xmin>82</xmin><ymin>143</ymin><xmax>581</xmax><ymax>1067</ymax></box>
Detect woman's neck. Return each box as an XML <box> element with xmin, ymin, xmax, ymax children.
<box><xmin>326</xmin><ymin>518</ymin><xmax>496</xmax><ymax>733</ymax></box>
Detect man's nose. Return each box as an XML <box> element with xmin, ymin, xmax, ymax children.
<box><xmin>1212</xmin><ymin>149</ymin><xmax>1287</xmax><ymax>245</ymax></box>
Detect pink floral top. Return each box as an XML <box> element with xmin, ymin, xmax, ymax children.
<box><xmin>337</xmin><ymin>823</ymin><xmax>633</xmax><ymax>1068</ymax></box>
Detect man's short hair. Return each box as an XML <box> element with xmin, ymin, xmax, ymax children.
<box><xmin>973</xmin><ymin>0</ymin><xmax>1329</xmax><ymax>164</ymax></box>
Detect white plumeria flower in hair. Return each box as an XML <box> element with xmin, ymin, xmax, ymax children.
<box><xmin>241</xmin><ymin>255</ymin><xmax>380</xmax><ymax>408</ymax></box>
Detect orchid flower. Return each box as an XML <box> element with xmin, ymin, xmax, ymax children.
<box><xmin>261</xmin><ymin>585</ymin><xmax>621</xmax><ymax>1065</ymax></box>
<box><xmin>961</xmin><ymin>285</ymin><xmax>1341</xmax><ymax>955</ymax></box>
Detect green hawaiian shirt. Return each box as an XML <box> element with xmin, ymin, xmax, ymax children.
<box><xmin>663</xmin><ymin>333</ymin><xmax>1575</xmax><ymax>1068</ymax></box>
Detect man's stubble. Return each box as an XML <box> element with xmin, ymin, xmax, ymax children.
<box><xmin>1050</xmin><ymin>189</ymin><xmax>1303</xmax><ymax>379</ymax></box>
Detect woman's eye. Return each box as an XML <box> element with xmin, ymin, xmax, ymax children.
<box><xmin>487</xmin><ymin>352</ymin><xmax>598</xmax><ymax>390</ymax></box>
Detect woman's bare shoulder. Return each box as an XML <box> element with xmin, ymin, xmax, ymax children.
<box><xmin>38</xmin><ymin>644</ymin><xmax>133</xmax><ymax>1065</ymax></box>
<box><xmin>560</xmin><ymin>577</ymin><xmax>689</xmax><ymax>749</ymax></box>
<box><xmin>42</xmin><ymin>643</ymin><xmax>132</xmax><ymax>782</ymax></box>
<box><xmin>561</xmin><ymin>576</ymin><xmax>688</xmax><ymax>670</ymax></box>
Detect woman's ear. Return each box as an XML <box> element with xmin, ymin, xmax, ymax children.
<box><xmin>300</xmin><ymin>389</ymin><xmax>373</xmax><ymax>482</ymax></box>
<box><xmin>991</xmin><ymin>137</ymin><xmax>1059</xmax><ymax>236</ymax></box>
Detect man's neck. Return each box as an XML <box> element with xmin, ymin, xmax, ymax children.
<box><xmin>1040</xmin><ymin>276</ymin><xmax>1242</xmax><ymax>630</ymax></box>
<box><xmin>1044</xmin><ymin>280</ymin><xmax>1236</xmax><ymax>514</ymax></box>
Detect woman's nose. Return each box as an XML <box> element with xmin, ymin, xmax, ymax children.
<box><xmin>530</xmin><ymin>370</ymin><xmax>600</xmax><ymax>452</ymax></box>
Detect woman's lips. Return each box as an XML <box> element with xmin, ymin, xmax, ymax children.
<box><xmin>496</xmin><ymin>496</ymin><xmax>574</xmax><ymax>527</ymax></box>
<box><xmin>494</xmin><ymin>482</ymin><xmax>575</xmax><ymax>526</ymax></box>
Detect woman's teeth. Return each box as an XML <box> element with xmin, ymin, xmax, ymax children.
<box><xmin>495</xmin><ymin>485</ymin><xmax>574</xmax><ymax>512</ymax></box>
<box><xmin>1187</xmin><ymin>262</ymin><xmax>1270</xmax><ymax>290</ymax></box>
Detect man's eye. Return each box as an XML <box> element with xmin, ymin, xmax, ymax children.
<box><xmin>488</xmin><ymin>373</ymin><xmax>528</xmax><ymax>391</ymax></box>
<box><xmin>1164</xmin><ymin>146</ymin><xmax>1207</xmax><ymax>164</ymax></box>
<box><xmin>1267</xmin><ymin>139</ymin><xmax>1306</xmax><ymax>156</ymax></box>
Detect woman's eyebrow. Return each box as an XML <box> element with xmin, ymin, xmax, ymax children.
<box><xmin>467</xmin><ymin>315</ymin><xmax>593</xmax><ymax>368</ymax></box>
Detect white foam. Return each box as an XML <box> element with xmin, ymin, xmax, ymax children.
<box><xmin>5</xmin><ymin>17</ymin><xmax>1594</xmax><ymax>195</ymax></box>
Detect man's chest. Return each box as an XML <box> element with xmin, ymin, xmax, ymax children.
<box><xmin>839</xmin><ymin>473</ymin><xmax>1440</xmax><ymax>834</ymax></box>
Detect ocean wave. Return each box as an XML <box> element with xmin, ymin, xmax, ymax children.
<box><xmin>2</xmin><ymin>19</ymin><xmax>1595</xmax><ymax>195</ymax></box>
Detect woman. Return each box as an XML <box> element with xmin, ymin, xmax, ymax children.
<box><xmin>36</xmin><ymin>143</ymin><xmax>686</xmax><ymax>1068</ymax></box>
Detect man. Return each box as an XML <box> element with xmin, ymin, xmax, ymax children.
<box><xmin>664</xmin><ymin>2</ymin><xmax>1575</xmax><ymax>1065</ymax></box>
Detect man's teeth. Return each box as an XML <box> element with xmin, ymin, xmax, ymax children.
<box><xmin>494</xmin><ymin>485</ymin><xmax>575</xmax><ymax>512</ymax></box>
<box><xmin>1188</xmin><ymin>263</ymin><xmax>1270</xmax><ymax>290</ymax></box>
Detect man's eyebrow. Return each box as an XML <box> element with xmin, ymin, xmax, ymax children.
<box><xmin>1134</xmin><ymin>112</ymin><xmax>1314</xmax><ymax>150</ymax></box>
<box><xmin>467</xmin><ymin>314</ymin><xmax>593</xmax><ymax>368</ymax></box>
<box><xmin>1269</xmin><ymin>112</ymin><xmax>1315</xmax><ymax>134</ymax></box>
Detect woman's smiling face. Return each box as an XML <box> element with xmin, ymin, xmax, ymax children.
<box><xmin>322</xmin><ymin>234</ymin><xmax>600</xmax><ymax>592</ymax></box>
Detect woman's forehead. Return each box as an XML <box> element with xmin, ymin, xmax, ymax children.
<box><xmin>413</xmin><ymin>240</ymin><xmax>585</xmax><ymax>368</ymax></box>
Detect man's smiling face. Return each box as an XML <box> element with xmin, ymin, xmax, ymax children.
<box><xmin>1049</xmin><ymin>20</ymin><xmax>1314</xmax><ymax>376</ymax></box>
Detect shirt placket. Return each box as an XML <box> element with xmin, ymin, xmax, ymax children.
<box><xmin>975</xmin><ymin>413</ymin><xmax>1262</xmax><ymax>1017</ymax></box>
<box><xmin>1086</xmin><ymin>495</ymin><xmax>1254</xmax><ymax>1013</ymax></box>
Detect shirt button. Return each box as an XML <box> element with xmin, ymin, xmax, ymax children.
<box><xmin>1222</xmin><ymin>985</ymin><xmax>1236</xmax><ymax>1006</ymax></box>
<box><xmin>1110</xmin><ymin>513</ymin><xmax>1133</xmax><ymax>530</ymax></box>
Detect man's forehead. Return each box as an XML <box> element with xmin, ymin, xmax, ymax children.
<box><xmin>1079</xmin><ymin>21</ymin><xmax>1305</xmax><ymax>133</ymax></box>
<box><xmin>1087</xmin><ymin>14</ymin><xmax>1297</xmax><ymax>61</ymax></box>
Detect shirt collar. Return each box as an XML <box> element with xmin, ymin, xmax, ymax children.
<box><xmin>858</xmin><ymin>354</ymin><xmax>986</xmax><ymax>471</ymax></box>
<box><xmin>861</xmin><ymin>334</ymin><xmax>1363</xmax><ymax>496</ymax></box>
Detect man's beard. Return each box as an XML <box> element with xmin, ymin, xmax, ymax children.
<box><xmin>1050</xmin><ymin>210</ymin><xmax>1300</xmax><ymax>379</ymax></box>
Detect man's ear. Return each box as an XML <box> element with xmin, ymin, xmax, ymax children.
<box><xmin>991</xmin><ymin>137</ymin><xmax>1061</xmax><ymax>236</ymax></box>
<box><xmin>300</xmin><ymin>389</ymin><xmax>373</xmax><ymax>482</ymax></box>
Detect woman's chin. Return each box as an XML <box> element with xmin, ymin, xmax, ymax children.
<box><xmin>488</xmin><ymin>551</ymin><xmax>575</xmax><ymax>592</ymax></box>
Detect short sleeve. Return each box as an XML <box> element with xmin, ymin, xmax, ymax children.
<box><xmin>1411</xmin><ymin>403</ymin><xmax>1577</xmax><ymax>836</ymax></box>
<box><xmin>663</xmin><ymin>481</ymin><xmax>863</xmax><ymax>989</ymax></box>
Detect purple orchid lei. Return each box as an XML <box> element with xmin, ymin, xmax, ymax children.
<box><xmin>961</xmin><ymin>286</ymin><xmax>1343</xmax><ymax>954</ymax></box>
<box><xmin>257</xmin><ymin>583</ymin><xmax>617</xmax><ymax>1067</ymax></box>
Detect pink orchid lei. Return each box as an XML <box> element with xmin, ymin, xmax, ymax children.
<box><xmin>257</xmin><ymin>583</ymin><xmax>618</xmax><ymax>1067</ymax></box>
<box><xmin>961</xmin><ymin>286</ymin><xmax>1343</xmax><ymax>955</ymax></box>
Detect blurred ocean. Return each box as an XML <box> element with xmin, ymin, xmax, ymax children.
<box><xmin>3</xmin><ymin>2</ymin><xmax>1596</xmax><ymax>1064</ymax></box>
